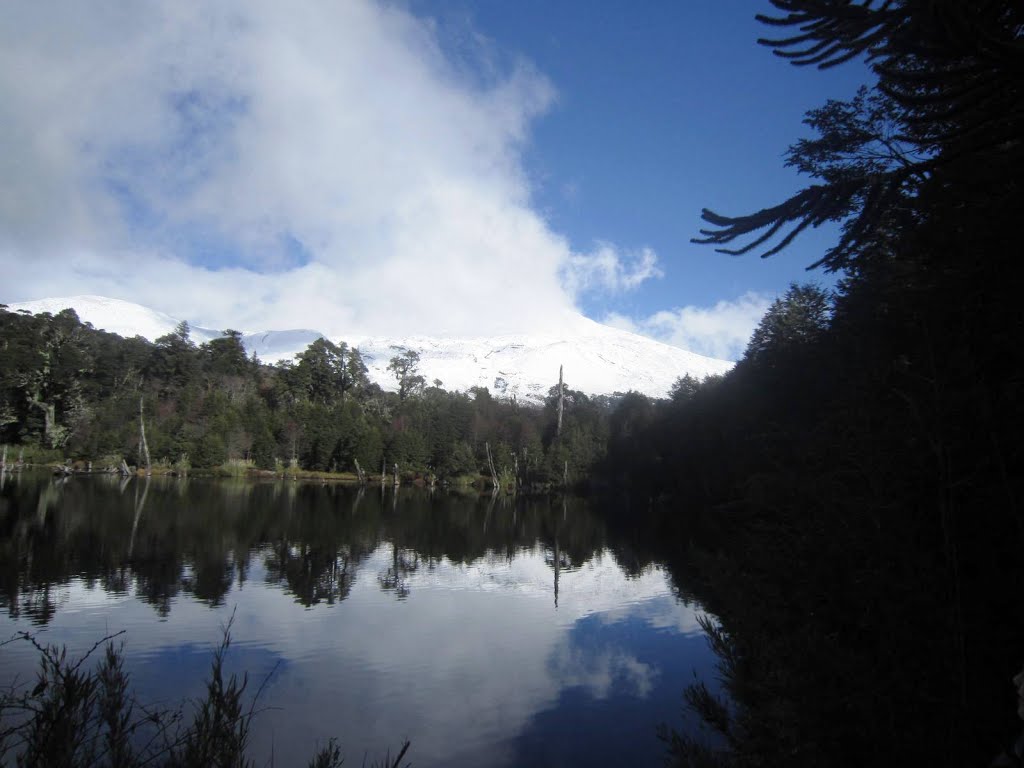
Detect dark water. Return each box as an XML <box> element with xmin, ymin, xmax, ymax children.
<box><xmin>0</xmin><ymin>472</ymin><xmax>716</xmax><ymax>767</ymax></box>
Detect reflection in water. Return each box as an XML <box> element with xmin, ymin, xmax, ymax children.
<box><xmin>0</xmin><ymin>473</ymin><xmax>714</xmax><ymax>767</ymax></box>
<box><xmin>127</xmin><ymin>476</ymin><xmax>150</xmax><ymax>558</ymax></box>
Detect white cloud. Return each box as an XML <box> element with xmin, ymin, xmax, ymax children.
<box><xmin>0</xmin><ymin>0</ymin><xmax>652</xmax><ymax>337</ymax></box>
<box><xmin>562</xmin><ymin>244</ymin><xmax>663</xmax><ymax>297</ymax></box>
<box><xmin>550</xmin><ymin>645</ymin><xmax>659</xmax><ymax>700</ymax></box>
<box><xmin>605</xmin><ymin>292</ymin><xmax>771</xmax><ymax>361</ymax></box>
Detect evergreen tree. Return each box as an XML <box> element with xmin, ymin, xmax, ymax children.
<box><xmin>743</xmin><ymin>282</ymin><xmax>831</xmax><ymax>365</ymax></box>
<box><xmin>387</xmin><ymin>349</ymin><xmax>425</xmax><ymax>402</ymax></box>
<box><xmin>203</xmin><ymin>330</ymin><xmax>251</xmax><ymax>380</ymax></box>
<box><xmin>694</xmin><ymin>0</ymin><xmax>1024</xmax><ymax>273</ymax></box>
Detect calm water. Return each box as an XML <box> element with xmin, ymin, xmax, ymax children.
<box><xmin>0</xmin><ymin>472</ymin><xmax>716</xmax><ymax>766</ymax></box>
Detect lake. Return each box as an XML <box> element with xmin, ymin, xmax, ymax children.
<box><xmin>0</xmin><ymin>472</ymin><xmax>718</xmax><ymax>766</ymax></box>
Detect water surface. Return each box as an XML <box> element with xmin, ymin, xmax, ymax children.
<box><xmin>0</xmin><ymin>472</ymin><xmax>715</xmax><ymax>766</ymax></box>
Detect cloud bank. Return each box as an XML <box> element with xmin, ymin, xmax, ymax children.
<box><xmin>0</xmin><ymin>0</ymin><xmax>662</xmax><ymax>337</ymax></box>
<box><xmin>605</xmin><ymin>291</ymin><xmax>771</xmax><ymax>361</ymax></box>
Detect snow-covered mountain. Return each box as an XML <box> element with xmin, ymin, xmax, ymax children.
<box><xmin>5</xmin><ymin>295</ymin><xmax>733</xmax><ymax>403</ymax></box>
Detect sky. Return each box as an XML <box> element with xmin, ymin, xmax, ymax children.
<box><xmin>0</xmin><ymin>1</ymin><xmax>869</xmax><ymax>361</ymax></box>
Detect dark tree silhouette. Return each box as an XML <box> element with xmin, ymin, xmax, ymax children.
<box><xmin>694</xmin><ymin>0</ymin><xmax>1024</xmax><ymax>272</ymax></box>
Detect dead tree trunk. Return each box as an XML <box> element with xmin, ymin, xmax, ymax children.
<box><xmin>354</xmin><ymin>458</ymin><xmax>367</xmax><ymax>485</ymax></box>
<box><xmin>557</xmin><ymin>365</ymin><xmax>564</xmax><ymax>438</ymax></box>
<box><xmin>138</xmin><ymin>397</ymin><xmax>152</xmax><ymax>476</ymax></box>
<box><xmin>485</xmin><ymin>441</ymin><xmax>500</xmax><ymax>492</ymax></box>
<box><xmin>1</xmin><ymin>445</ymin><xmax>6</xmax><ymax>473</ymax></box>
<box><xmin>393</xmin><ymin>462</ymin><xmax>400</xmax><ymax>488</ymax></box>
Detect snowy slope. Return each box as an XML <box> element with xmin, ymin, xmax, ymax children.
<box><xmin>5</xmin><ymin>295</ymin><xmax>733</xmax><ymax>403</ymax></box>
<box><xmin>4</xmin><ymin>295</ymin><xmax>222</xmax><ymax>343</ymax></box>
<box><xmin>350</xmin><ymin>315</ymin><xmax>731</xmax><ymax>403</ymax></box>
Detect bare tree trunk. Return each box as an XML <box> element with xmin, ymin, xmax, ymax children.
<box><xmin>485</xmin><ymin>441</ymin><xmax>500</xmax><ymax>492</ymax></box>
<box><xmin>382</xmin><ymin>459</ymin><xmax>387</xmax><ymax>485</ymax></box>
<box><xmin>339</xmin><ymin>346</ymin><xmax>346</xmax><ymax>406</ymax></box>
<box><xmin>393</xmin><ymin>462</ymin><xmax>400</xmax><ymax>488</ymax></box>
<box><xmin>563</xmin><ymin>459</ymin><xmax>569</xmax><ymax>489</ymax></box>
<box><xmin>46</xmin><ymin>403</ymin><xmax>56</xmax><ymax>447</ymax></box>
<box><xmin>354</xmin><ymin>458</ymin><xmax>366</xmax><ymax>484</ymax></box>
<box><xmin>1</xmin><ymin>444</ymin><xmax>6</xmax><ymax>474</ymax></box>
<box><xmin>557</xmin><ymin>365</ymin><xmax>564</xmax><ymax>437</ymax></box>
<box><xmin>138</xmin><ymin>396</ymin><xmax>152</xmax><ymax>476</ymax></box>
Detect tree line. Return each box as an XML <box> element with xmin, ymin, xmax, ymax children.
<box><xmin>0</xmin><ymin>308</ymin><xmax>611</xmax><ymax>489</ymax></box>
<box><xmin>613</xmin><ymin>1</ymin><xmax>1024</xmax><ymax>766</ymax></box>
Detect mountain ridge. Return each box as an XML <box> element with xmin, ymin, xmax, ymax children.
<box><xmin>5</xmin><ymin>295</ymin><xmax>733</xmax><ymax>404</ymax></box>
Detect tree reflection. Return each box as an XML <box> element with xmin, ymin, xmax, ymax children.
<box><xmin>0</xmin><ymin>474</ymin><xmax>666</xmax><ymax>624</ymax></box>
<box><xmin>377</xmin><ymin>543</ymin><xmax>418</xmax><ymax>600</ymax></box>
<box><xmin>264</xmin><ymin>542</ymin><xmax>357</xmax><ymax>606</ymax></box>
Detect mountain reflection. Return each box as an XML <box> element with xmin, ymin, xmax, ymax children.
<box><xmin>0</xmin><ymin>473</ymin><xmax>660</xmax><ymax>621</ymax></box>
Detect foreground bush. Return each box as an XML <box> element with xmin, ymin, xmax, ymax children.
<box><xmin>0</xmin><ymin>628</ymin><xmax>410</xmax><ymax>768</ymax></box>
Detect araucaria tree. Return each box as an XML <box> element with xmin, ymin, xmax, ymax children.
<box><xmin>648</xmin><ymin>3</ymin><xmax>1024</xmax><ymax>767</ymax></box>
<box><xmin>695</xmin><ymin>1</ymin><xmax>1023</xmax><ymax>273</ymax></box>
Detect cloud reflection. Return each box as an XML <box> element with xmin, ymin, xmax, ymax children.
<box><xmin>0</xmin><ymin>480</ymin><xmax>710</xmax><ymax>768</ymax></box>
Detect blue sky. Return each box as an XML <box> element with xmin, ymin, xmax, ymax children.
<box><xmin>0</xmin><ymin>0</ymin><xmax>869</xmax><ymax>360</ymax></box>
<box><xmin>429</xmin><ymin>1</ymin><xmax>870</xmax><ymax>324</ymax></box>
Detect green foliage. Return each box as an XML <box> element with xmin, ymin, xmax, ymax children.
<box><xmin>219</xmin><ymin>458</ymin><xmax>255</xmax><ymax>477</ymax></box>
<box><xmin>203</xmin><ymin>331</ymin><xmax>252</xmax><ymax>380</ymax></box>
<box><xmin>438</xmin><ymin>440</ymin><xmax>477</xmax><ymax>480</ymax></box>
<box><xmin>742</xmin><ymin>283</ymin><xmax>831</xmax><ymax>366</ymax></box>
<box><xmin>191</xmin><ymin>433</ymin><xmax>227</xmax><ymax>469</ymax></box>
<box><xmin>387</xmin><ymin>349</ymin><xmax>425</xmax><ymax>402</ymax></box>
<box><xmin>0</xmin><ymin>305</ymin><xmax>621</xmax><ymax>484</ymax></box>
<box><xmin>291</xmin><ymin>338</ymin><xmax>347</xmax><ymax>405</ymax></box>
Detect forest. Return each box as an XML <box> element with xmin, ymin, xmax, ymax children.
<box><xmin>639</xmin><ymin>1</ymin><xmax>1024</xmax><ymax>766</ymax></box>
<box><xmin>2</xmin><ymin>0</ymin><xmax>1023</xmax><ymax>765</ymax></box>
<box><xmin>0</xmin><ymin>308</ymin><xmax>611</xmax><ymax>491</ymax></box>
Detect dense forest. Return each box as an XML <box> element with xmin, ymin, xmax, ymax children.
<box><xmin>0</xmin><ymin>308</ymin><xmax>610</xmax><ymax>490</ymax></box>
<box><xmin>633</xmin><ymin>2</ymin><xmax>1024</xmax><ymax>766</ymax></box>
<box><xmin>2</xmin><ymin>0</ymin><xmax>1023</xmax><ymax>765</ymax></box>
